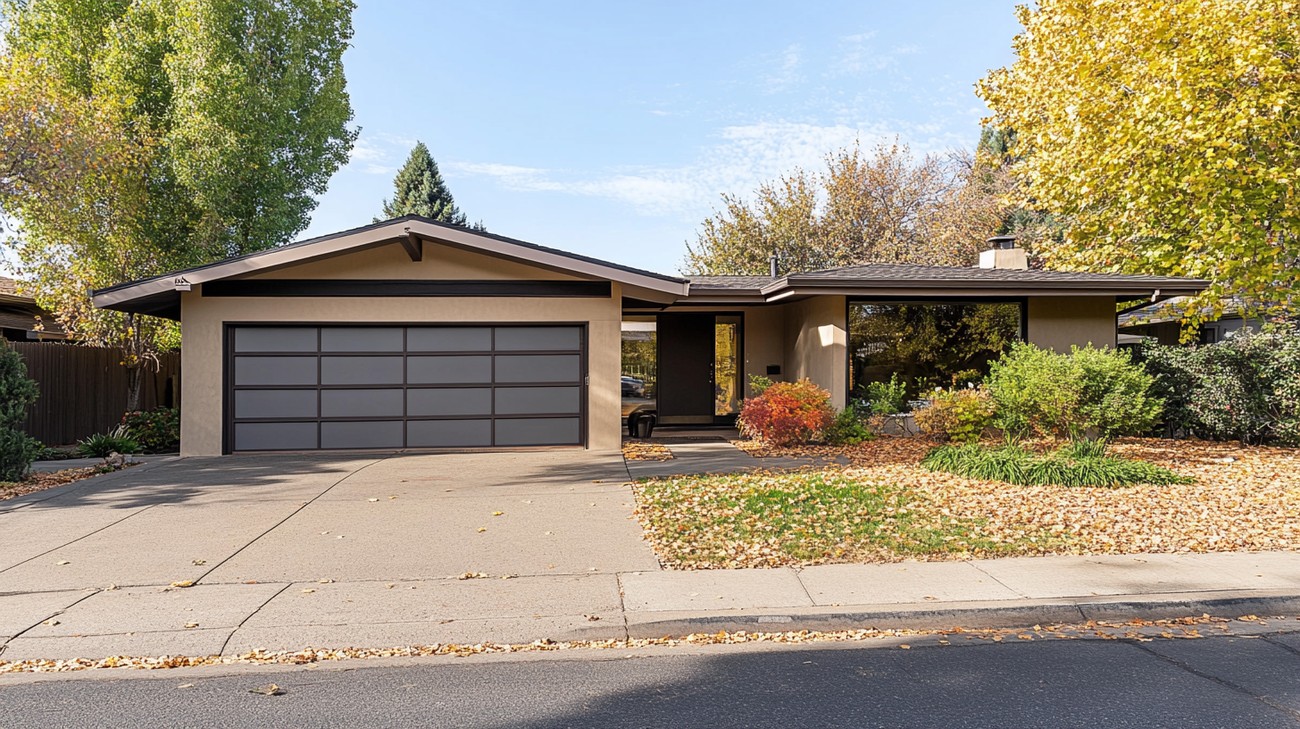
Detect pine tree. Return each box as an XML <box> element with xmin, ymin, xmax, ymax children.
<box><xmin>379</xmin><ymin>142</ymin><xmax>475</xmax><ymax>227</ymax></box>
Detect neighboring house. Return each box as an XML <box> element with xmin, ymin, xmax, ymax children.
<box><xmin>92</xmin><ymin>217</ymin><xmax>1207</xmax><ymax>456</ymax></box>
<box><xmin>1118</xmin><ymin>295</ymin><xmax>1275</xmax><ymax>345</ymax></box>
<box><xmin>0</xmin><ymin>278</ymin><xmax>65</xmax><ymax>341</ymax></box>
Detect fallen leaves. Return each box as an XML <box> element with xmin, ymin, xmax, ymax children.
<box><xmin>634</xmin><ymin>436</ymin><xmax>1300</xmax><ymax>569</ymax></box>
<box><xmin>169</xmin><ymin>581</ymin><xmax>195</xmax><ymax>589</ymax></box>
<box><xmin>249</xmin><ymin>683</ymin><xmax>285</xmax><ymax>696</ymax></box>
<box><xmin>0</xmin><ymin>612</ymin><xmax>1284</xmax><ymax>675</ymax></box>
<box><xmin>622</xmin><ymin>441</ymin><xmax>673</xmax><ymax>461</ymax></box>
<box><xmin>0</xmin><ymin>464</ymin><xmax>140</xmax><ymax>502</ymax></box>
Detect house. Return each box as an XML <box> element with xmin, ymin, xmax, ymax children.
<box><xmin>91</xmin><ymin>217</ymin><xmax>1207</xmax><ymax>456</ymax></box>
<box><xmin>0</xmin><ymin>278</ymin><xmax>65</xmax><ymax>341</ymax></box>
<box><xmin>1118</xmin><ymin>295</ymin><xmax>1278</xmax><ymax>345</ymax></box>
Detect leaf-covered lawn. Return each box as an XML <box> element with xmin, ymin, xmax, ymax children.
<box><xmin>636</xmin><ymin>437</ymin><xmax>1300</xmax><ymax>569</ymax></box>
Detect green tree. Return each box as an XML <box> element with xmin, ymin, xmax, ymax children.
<box><xmin>685</xmin><ymin>140</ymin><xmax>1009</xmax><ymax>275</ymax></box>
<box><xmin>977</xmin><ymin>0</ymin><xmax>1300</xmax><ymax>327</ymax></box>
<box><xmin>379</xmin><ymin>141</ymin><xmax>481</xmax><ymax>228</ymax></box>
<box><xmin>0</xmin><ymin>0</ymin><xmax>357</xmax><ymax>408</ymax></box>
<box><xmin>0</xmin><ymin>343</ymin><xmax>40</xmax><ymax>481</ymax></box>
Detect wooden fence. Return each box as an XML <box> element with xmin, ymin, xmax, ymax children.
<box><xmin>9</xmin><ymin>341</ymin><xmax>180</xmax><ymax>446</ymax></box>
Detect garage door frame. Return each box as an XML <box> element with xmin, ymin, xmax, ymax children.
<box><xmin>221</xmin><ymin>321</ymin><xmax>589</xmax><ymax>453</ymax></box>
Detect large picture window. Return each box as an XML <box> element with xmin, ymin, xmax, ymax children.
<box><xmin>849</xmin><ymin>301</ymin><xmax>1022</xmax><ymax>400</ymax></box>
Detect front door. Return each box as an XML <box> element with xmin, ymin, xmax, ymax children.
<box><xmin>656</xmin><ymin>313</ymin><xmax>742</xmax><ymax>425</ymax></box>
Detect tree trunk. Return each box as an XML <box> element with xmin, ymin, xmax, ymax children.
<box><xmin>125</xmin><ymin>364</ymin><xmax>144</xmax><ymax>413</ymax></box>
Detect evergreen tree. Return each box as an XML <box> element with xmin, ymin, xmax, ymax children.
<box><xmin>0</xmin><ymin>344</ymin><xmax>39</xmax><ymax>481</ymax></box>
<box><xmin>380</xmin><ymin>142</ymin><xmax>478</xmax><ymax>228</ymax></box>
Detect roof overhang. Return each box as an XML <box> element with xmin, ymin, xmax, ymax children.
<box><xmin>93</xmin><ymin>217</ymin><xmax>689</xmax><ymax>319</ymax></box>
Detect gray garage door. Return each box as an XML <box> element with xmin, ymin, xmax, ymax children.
<box><xmin>227</xmin><ymin>325</ymin><xmax>585</xmax><ymax>451</ymax></box>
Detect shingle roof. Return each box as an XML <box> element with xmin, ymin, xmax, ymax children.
<box><xmin>686</xmin><ymin>275</ymin><xmax>774</xmax><ymax>290</ymax></box>
<box><xmin>790</xmin><ymin>263</ymin><xmax>1202</xmax><ymax>286</ymax></box>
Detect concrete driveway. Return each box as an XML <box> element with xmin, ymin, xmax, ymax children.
<box><xmin>0</xmin><ymin>451</ymin><xmax>659</xmax><ymax>659</ymax></box>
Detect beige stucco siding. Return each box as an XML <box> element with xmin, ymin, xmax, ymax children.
<box><xmin>1026</xmin><ymin>296</ymin><xmax>1118</xmax><ymax>352</ymax></box>
<box><xmin>179</xmin><ymin>241</ymin><xmax>622</xmax><ymax>456</ymax></box>
<box><xmin>741</xmin><ymin>306</ymin><xmax>785</xmax><ymax>397</ymax></box>
<box><xmin>243</xmin><ymin>240</ymin><xmax>584</xmax><ymax>281</ymax></box>
<box><xmin>783</xmin><ymin>296</ymin><xmax>847</xmax><ymax>410</ymax></box>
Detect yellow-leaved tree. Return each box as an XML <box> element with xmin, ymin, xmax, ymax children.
<box><xmin>977</xmin><ymin>0</ymin><xmax>1300</xmax><ymax>325</ymax></box>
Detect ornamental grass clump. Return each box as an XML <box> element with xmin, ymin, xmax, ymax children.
<box><xmin>738</xmin><ymin>378</ymin><xmax>835</xmax><ymax>446</ymax></box>
<box><xmin>921</xmin><ymin>439</ymin><xmax>1190</xmax><ymax>488</ymax></box>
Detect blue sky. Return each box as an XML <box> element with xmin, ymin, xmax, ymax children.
<box><xmin>306</xmin><ymin>1</ymin><xmax>1023</xmax><ymax>276</ymax></box>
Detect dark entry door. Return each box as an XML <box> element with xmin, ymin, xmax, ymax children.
<box><xmin>656</xmin><ymin>313</ymin><xmax>717</xmax><ymax>424</ymax></box>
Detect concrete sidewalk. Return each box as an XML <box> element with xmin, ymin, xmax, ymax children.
<box><xmin>3</xmin><ymin>551</ymin><xmax>1298</xmax><ymax>661</ymax></box>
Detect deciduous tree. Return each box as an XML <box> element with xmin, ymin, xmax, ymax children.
<box><xmin>977</xmin><ymin>0</ymin><xmax>1300</xmax><ymax>324</ymax></box>
<box><xmin>0</xmin><ymin>0</ymin><xmax>358</xmax><ymax>408</ymax></box>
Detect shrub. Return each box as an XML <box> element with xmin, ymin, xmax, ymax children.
<box><xmin>121</xmin><ymin>407</ymin><xmax>180</xmax><ymax>452</ymax></box>
<box><xmin>914</xmin><ymin>387</ymin><xmax>996</xmax><ymax>443</ymax></box>
<box><xmin>861</xmin><ymin>374</ymin><xmax>909</xmax><ymax>415</ymax></box>
<box><xmin>825</xmin><ymin>407</ymin><xmax>873</xmax><ymax>446</ymax></box>
<box><xmin>738</xmin><ymin>378</ymin><xmax>836</xmax><ymax>446</ymax></box>
<box><xmin>985</xmin><ymin>342</ymin><xmax>1163</xmax><ymax>438</ymax></box>
<box><xmin>77</xmin><ymin>426</ymin><xmax>141</xmax><ymax>458</ymax></box>
<box><xmin>747</xmin><ymin>374</ymin><xmax>774</xmax><ymax>396</ymax></box>
<box><xmin>921</xmin><ymin>440</ymin><xmax>1190</xmax><ymax>487</ymax></box>
<box><xmin>0</xmin><ymin>344</ymin><xmax>40</xmax><ymax>481</ymax></box>
<box><xmin>1140</xmin><ymin>325</ymin><xmax>1300</xmax><ymax>445</ymax></box>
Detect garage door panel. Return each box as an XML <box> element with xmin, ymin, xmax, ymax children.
<box><xmin>407</xmin><ymin>419</ymin><xmax>492</xmax><ymax>448</ymax></box>
<box><xmin>407</xmin><ymin>327</ymin><xmax>492</xmax><ymax>352</ymax></box>
<box><xmin>235</xmin><ymin>327</ymin><xmax>317</xmax><ymax>353</ymax></box>
<box><xmin>235</xmin><ymin>422</ymin><xmax>317</xmax><ymax>451</ymax></box>
<box><xmin>495</xmin><ymin>386</ymin><xmax>580</xmax><ymax>415</ymax></box>
<box><xmin>496</xmin><ymin>417</ymin><xmax>581</xmax><ymax>446</ymax></box>
<box><xmin>321</xmin><ymin>389</ymin><xmax>404</xmax><ymax>418</ymax></box>
<box><xmin>321</xmin><ymin>421</ymin><xmax>404</xmax><ymax>449</ymax></box>
<box><xmin>321</xmin><ymin>356</ymin><xmax>404</xmax><ymax>385</ymax></box>
<box><xmin>408</xmin><ymin>356</ymin><xmax>493</xmax><ymax>384</ymax></box>
<box><xmin>495</xmin><ymin>326</ymin><xmax>581</xmax><ymax>351</ymax></box>
<box><xmin>229</xmin><ymin>325</ymin><xmax>584</xmax><ymax>451</ymax></box>
<box><xmin>235</xmin><ymin>390</ymin><xmax>318</xmax><ymax>419</ymax></box>
<box><xmin>321</xmin><ymin>327</ymin><xmax>403</xmax><ymax>352</ymax></box>
<box><xmin>407</xmin><ymin>388</ymin><xmax>493</xmax><ymax>417</ymax></box>
<box><xmin>234</xmin><ymin>356</ymin><xmax>318</xmax><ymax>386</ymax></box>
<box><xmin>495</xmin><ymin>355</ymin><xmax>580</xmax><ymax>383</ymax></box>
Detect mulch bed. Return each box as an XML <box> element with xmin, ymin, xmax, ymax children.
<box><xmin>0</xmin><ymin>464</ymin><xmax>130</xmax><ymax>501</ymax></box>
<box><xmin>636</xmin><ymin>436</ymin><xmax>1300</xmax><ymax>569</ymax></box>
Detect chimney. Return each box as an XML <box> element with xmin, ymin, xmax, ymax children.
<box><xmin>979</xmin><ymin>236</ymin><xmax>1028</xmax><ymax>270</ymax></box>
<box><xmin>769</xmin><ymin>253</ymin><xmax>779</xmax><ymax>278</ymax></box>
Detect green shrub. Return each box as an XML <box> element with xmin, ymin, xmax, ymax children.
<box><xmin>914</xmin><ymin>387</ymin><xmax>996</xmax><ymax>443</ymax></box>
<box><xmin>861</xmin><ymin>373</ymin><xmax>909</xmax><ymax>415</ymax></box>
<box><xmin>121</xmin><ymin>407</ymin><xmax>180</xmax><ymax>452</ymax></box>
<box><xmin>0</xmin><ymin>344</ymin><xmax>40</xmax><ymax>481</ymax></box>
<box><xmin>747</xmin><ymin>374</ymin><xmax>774</xmax><ymax>397</ymax></box>
<box><xmin>77</xmin><ymin>426</ymin><xmax>140</xmax><ymax>458</ymax></box>
<box><xmin>738</xmin><ymin>378</ymin><xmax>836</xmax><ymax>446</ymax></box>
<box><xmin>921</xmin><ymin>440</ymin><xmax>1189</xmax><ymax>487</ymax></box>
<box><xmin>825</xmin><ymin>407</ymin><xmax>873</xmax><ymax>446</ymax></box>
<box><xmin>1140</xmin><ymin>326</ymin><xmax>1300</xmax><ymax>445</ymax></box>
<box><xmin>985</xmin><ymin>342</ymin><xmax>1163</xmax><ymax>438</ymax></box>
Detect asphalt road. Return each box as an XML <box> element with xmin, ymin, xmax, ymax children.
<box><xmin>4</xmin><ymin>632</ymin><xmax>1300</xmax><ymax>728</ymax></box>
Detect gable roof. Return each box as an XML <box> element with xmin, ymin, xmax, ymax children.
<box><xmin>93</xmin><ymin>216</ymin><xmax>689</xmax><ymax>318</ymax></box>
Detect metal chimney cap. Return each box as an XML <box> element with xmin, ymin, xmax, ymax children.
<box><xmin>987</xmin><ymin>235</ymin><xmax>1018</xmax><ymax>250</ymax></box>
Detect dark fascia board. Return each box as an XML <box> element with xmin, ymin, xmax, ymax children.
<box><xmin>203</xmin><ymin>279</ymin><xmax>612</xmax><ymax>298</ymax></box>
<box><xmin>761</xmin><ymin>278</ymin><xmax>1209</xmax><ymax>301</ymax></box>
<box><xmin>92</xmin><ymin>216</ymin><xmax>688</xmax><ymax>314</ymax></box>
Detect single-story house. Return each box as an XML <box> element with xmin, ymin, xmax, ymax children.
<box><xmin>92</xmin><ymin>217</ymin><xmax>1207</xmax><ymax>456</ymax></box>
<box><xmin>0</xmin><ymin>278</ymin><xmax>65</xmax><ymax>341</ymax></box>
<box><xmin>1118</xmin><ymin>295</ymin><xmax>1277</xmax><ymax>345</ymax></box>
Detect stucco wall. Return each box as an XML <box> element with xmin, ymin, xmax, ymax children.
<box><xmin>245</xmin><ymin>240</ymin><xmax>582</xmax><ymax>281</ymax></box>
<box><xmin>741</xmin><ymin>306</ymin><xmax>785</xmax><ymax>397</ymax></box>
<box><xmin>179</xmin><ymin>240</ymin><xmax>622</xmax><ymax>456</ymax></box>
<box><xmin>1026</xmin><ymin>296</ymin><xmax>1118</xmax><ymax>352</ymax></box>
<box><xmin>783</xmin><ymin>296</ymin><xmax>847</xmax><ymax>409</ymax></box>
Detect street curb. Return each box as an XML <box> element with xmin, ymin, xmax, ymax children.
<box><xmin>623</xmin><ymin>592</ymin><xmax>1300</xmax><ymax>638</ymax></box>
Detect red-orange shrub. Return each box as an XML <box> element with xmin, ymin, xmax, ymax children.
<box><xmin>737</xmin><ymin>378</ymin><xmax>835</xmax><ymax>446</ymax></box>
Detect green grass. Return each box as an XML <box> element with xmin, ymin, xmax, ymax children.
<box><xmin>635</xmin><ymin>470</ymin><xmax>1048</xmax><ymax>568</ymax></box>
<box><xmin>920</xmin><ymin>441</ymin><xmax>1192</xmax><ymax>487</ymax></box>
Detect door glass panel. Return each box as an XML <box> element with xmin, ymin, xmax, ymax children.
<box><xmin>715</xmin><ymin>316</ymin><xmax>741</xmax><ymax>416</ymax></box>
